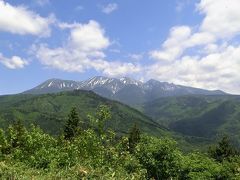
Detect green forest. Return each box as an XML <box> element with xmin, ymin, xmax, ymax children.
<box><xmin>0</xmin><ymin>105</ymin><xmax>239</xmax><ymax>179</ymax></box>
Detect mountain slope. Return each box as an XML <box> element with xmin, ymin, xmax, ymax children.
<box><xmin>143</xmin><ymin>95</ymin><xmax>240</xmax><ymax>146</ymax></box>
<box><xmin>0</xmin><ymin>90</ymin><xmax>167</xmax><ymax>136</ymax></box>
<box><xmin>23</xmin><ymin>76</ymin><xmax>226</xmax><ymax>106</ymax></box>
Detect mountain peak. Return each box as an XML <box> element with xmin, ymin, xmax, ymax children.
<box><xmin>23</xmin><ymin>78</ymin><xmax>81</xmax><ymax>94</ymax></box>
<box><xmin>42</xmin><ymin>78</ymin><xmax>64</xmax><ymax>84</ymax></box>
<box><xmin>120</xmin><ymin>77</ymin><xmax>143</xmax><ymax>86</ymax></box>
<box><xmin>23</xmin><ymin>76</ymin><xmax>227</xmax><ymax>102</ymax></box>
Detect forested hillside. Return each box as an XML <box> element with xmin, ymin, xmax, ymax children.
<box><xmin>0</xmin><ymin>106</ymin><xmax>239</xmax><ymax>179</ymax></box>
<box><xmin>0</xmin><ymin>90</ymin><xmax>166</xmax><ymax>136</ymax></box>
<box><xmin>1</xmin><ymin>91</ymin><xmax>240</xmax><ymax>149</ymax></box>
<box><xmin>143</xmin><ymin>95</ymin><xmax>240</xmax><ymax>147</ymax></box>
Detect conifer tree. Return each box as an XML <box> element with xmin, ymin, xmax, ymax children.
<box><xmin>64</xmin><ymin>107</ymin><xmax>81</xmax><ymax>140</ymax></box>
<box><xmin>128</xmin><ymin>123</ymin><xmax>141</xmax><ymax>153</ymax></box>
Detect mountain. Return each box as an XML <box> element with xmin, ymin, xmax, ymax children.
<box><xmin>0</xmin><ymin>90</ymin><xmax>167</xmax><ymax>136</ymax></box>
<box><xmin>143</xmin><ymin>95</ymin><xmax>240</xmax><ymax>147</ymax></box>
<box><xmin>23</xmin><ymin>76</ymin><xmax>226</xmax><ymax>106</ymax></box>
<box><xmin>0</xmin><ymin>90</ymin><xmax>218</xmax><ymax>151</ymax></box>
<box><xmin>23</xmin><ymin>78</ymin><xmax>81</xmax><ymax>94</ymax></box>
<box><xmin>21</xmin><ymin>76</ymin><xmax>240</xmax><ymax>147</ymax></box>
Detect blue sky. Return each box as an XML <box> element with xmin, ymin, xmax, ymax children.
<box><xmin>0</xmin><ymin>0</ymin><xmax>240</xmax><ymax>95</ymax></box>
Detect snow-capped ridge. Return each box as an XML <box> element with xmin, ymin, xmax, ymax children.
<box><xmin>34</xmin><ymin>78</ymin><xmax>82</xmax><ymax>90</ymax></box>
<box><xmin>120</xmin><ymin>77</ymin><xmax>143</xmax><ymax>86</ymax></box>
<box><xmin>23</xmin><ymin>76</ymin><xmax>227</xmax><ymax>100</ymax></box>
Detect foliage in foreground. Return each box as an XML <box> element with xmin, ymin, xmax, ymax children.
<box><xmin>0</xmin><ymin>105</ymin><xmax>239</xmax><ymax>179</ymax></box>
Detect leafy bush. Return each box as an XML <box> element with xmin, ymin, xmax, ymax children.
<box><xmin>136</xmin><ymin>135</ymin><xmax>182</xmax><ymax>179</ymax></box>
<box><xmin>180</xmin><ymin>153</ymin><xmax>222</xmax><ymax>179</ymax></box>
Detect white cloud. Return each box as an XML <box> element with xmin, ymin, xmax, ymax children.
<box><xmin>102</xmin><ymin>62</ymin><xmax>141</xmax><ymax>76</ymax></box>
<box><xmin>150</xmin><ymin>0</ymin><xmax>240</xmax><ymax>62</ymax></box>
<box><xmin>0</xmin><ymin>0</ymin><xmax>54</xmax><ymax>36</ymax></box>
<box><xmin>34</xmin><ymin>20</ymin><xmax>140</xmax><ymax>77</ymax></box>
<box><xmin>69</xmin><ymin>20</ymin><xmax>110</xmax><ymax>51</ymax></box>
<box><xmin>147</xmin><ymin>45</ymin><xmax>240</xmax><ymax>94</ymax></box>
<box><xmin>0</xmin><ymin>53</ymin><xmax>28</xmax><ymax>69</ymax></box>
<box><xmin>101</xmin><ymin>3</ymin><xmax>118</xmax><ymax>14</ymax></box>
<box><xmin>148</xmin><ymin>0</ymin><xmax>240</xmax><ymax>93</ymax></box>
<box><xmin>149</xmin><ymin>26</ymin><xmax>191</xmax><ymax>62</ymax></box>
<box><xmin>58</xmin><ymin>22</ymin><xmax>80</xmax><ymax>29</ymax></box>
<box><xmin>198</xmin><ymin>0</ymin><xmax>240</xmax><ymax>39</ymax></box>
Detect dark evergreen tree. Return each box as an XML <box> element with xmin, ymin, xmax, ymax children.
<box><xmin>128</xmin><ymin>123</ymin><xmax>141</xmax><ymax>153</ymax></box>
<box><xmin>208</xmin><ymin>135</ymin><xmax>238</xmax><ymax>162</ymax></box>
<box><xmin>64</xmin><ymin>107</ymin><xmax>81</xmax><ymax>140</ymax></box>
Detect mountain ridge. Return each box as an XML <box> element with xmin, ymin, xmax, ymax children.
<box><xmin>23</xmin><ymin>76</ymin><xmax>226</xmax><ymax>106</ymax></box>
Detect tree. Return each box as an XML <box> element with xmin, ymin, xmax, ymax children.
<box><xmin>64</xmin><ymin>107</ymin><xmax>81</xmax><ymax>140</ymax></box>
<box><xmin>89</xmin><ymin>105</ymin><xmax>111</xmax><ymax>136</ymax></box>
<box><xmin>7</xmin><ymin>120</ymin><xmax>26</xmax><ymax>148</ymax></box>
<box><xmin>0</xmin><ymin>129</ymin><xmax>8</xmax><ymax>155</ymax></box>
<box><xmin>128</xmin><ymin>123</ymin><xmax>140</xmax><ymax>153</ymax></box>
<box><xmin>208</xmin><ymin>135</ymin><xmax>238</xmax><ymax>162</ymax></box>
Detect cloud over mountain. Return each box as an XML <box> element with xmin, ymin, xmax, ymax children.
<box><xmin>34</xmin><ymin>20</ymin><xmax>140</xmax><ymax>76</ymax></box>
<box><xmin>1</xmin><ymin>0</ymin><xmax>240</xmax><ymax>94</ymax></box>
<box><xmin>148</xmin><ymin>0</ymin><xmax>240</xmax><ymax>94</ymax></box>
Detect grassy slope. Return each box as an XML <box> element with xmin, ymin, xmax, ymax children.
<box><xmin>0</xmin><ymin>90</ymin><xmax>167</xmax><ymax>137</ymax></box>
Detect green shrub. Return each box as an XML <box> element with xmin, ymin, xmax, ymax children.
<box><xmin>136</xmin><ymin>135</ymin><xmax>182</xmax><ymax>179</ymax></box>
